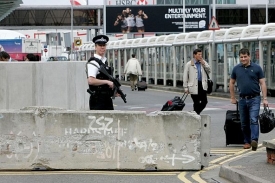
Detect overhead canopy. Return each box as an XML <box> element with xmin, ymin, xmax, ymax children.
<box><xmin>0</xmin><ymin>0</ymin><xmax>23</xmax><ymax>21</ymax></box>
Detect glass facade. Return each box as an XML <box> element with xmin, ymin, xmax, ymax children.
<box><xmin>217</xmin><ymin>9</ymin><xmax>267</xmax><ymax>25</ymax></box>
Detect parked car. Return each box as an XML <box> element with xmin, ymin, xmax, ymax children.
<box><xmin>47</xmin><ymin>56</ymin><xmax>68</xmax><ymax>61</ymax></box>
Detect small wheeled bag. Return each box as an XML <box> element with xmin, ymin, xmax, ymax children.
<box><xmin>137</xmin><ymin>81</ymin><xmax>147</xmax><ymax>91</ymax></box>
<box><xmin>161</xmin><ymin>93</ymin><xmax>188</xmax><ymax>111</ymax></box>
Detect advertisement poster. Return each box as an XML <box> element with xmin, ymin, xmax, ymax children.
<box><xmin>0</xmin><ymin>39</ymin><xmax>22</xmax><ymax>53</ymax></box>
<box><xmin>0</xmin><ymin>39</ymin><xmax>41</xmax><ymax>61</ymax></box>
<box><xmin>106</xmin><ymin>5</ymin><xmax>210</xmax><ymax>34</ymax></box>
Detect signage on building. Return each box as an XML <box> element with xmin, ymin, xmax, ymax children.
<box><xmin>106</xmin><ymin>5</ymin><xmax>210</xmax><ymax>33</ymax></box>
<box><xmin>107</xmin><ymin>0</ymin><xmax>155</xmax><ymax>5</ymax></box>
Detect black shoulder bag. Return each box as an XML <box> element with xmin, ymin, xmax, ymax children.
<box><xmin>259</xmin><ymin>106</ymin><xmax>275</xmax><ymax>133</ymax></box>
<box><xmin>203</xmin><ymin>67</ymin><xmax>213</xmax><ymax>94</ymax></box>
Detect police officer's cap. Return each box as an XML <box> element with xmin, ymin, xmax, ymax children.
<box><xmin>93</xmin><ymin>35</ymin><xmax>109</xmax><ymax>44</ymax></box>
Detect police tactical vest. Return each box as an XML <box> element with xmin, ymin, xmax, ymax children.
<box><xmin>86</xmin><ymin>57</ymin><xmax>113</xmax><ymax>93</ymax></box>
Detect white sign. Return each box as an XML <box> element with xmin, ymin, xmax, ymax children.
<box><xmin>24</xmin><ymin>39</ymin><xmax>41</xmax><ymax>53</ymax></box>
<box><xmin>208</xmin><ymin>16</ymin><xmax>220</xmax><ymax>30</ymax></box>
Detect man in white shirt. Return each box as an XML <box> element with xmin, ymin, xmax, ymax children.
<box><xmin>124</xmin><ymin>53</ymin><xmax>142</xmax><ymax>91</ymax></box>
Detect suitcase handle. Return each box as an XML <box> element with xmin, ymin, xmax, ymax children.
<box><xmin>180</xmin><ymin>93</ymin><xmax>188</xmax><ymax>102</ymax></box>
<box><xmin>236</xmin><ymin>101</ymin><xmax>239</xmax><ymax>120</ymax></box>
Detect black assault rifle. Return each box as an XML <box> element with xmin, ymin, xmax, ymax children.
<box><xmin>88</xmin><ymin>58</ymin><xmax>127</xmax><ymax>103</ymax></box>
<box><xmin>98</xmin><ymin>65</ymin><xmax>127</xmax><ymax>103</ymax></box>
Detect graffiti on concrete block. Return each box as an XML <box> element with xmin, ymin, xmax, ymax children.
<box><xmin>138</xmin><ymin>155</ymin><xmax>157</xmax><ymax>164</ymax></box>
<box><xmin>160</xmin><ymin>154</ymin><xmax>195</xmax><ymax>166</ymax></box>
<box><xmin>64</xmin><ymin>116</ymin><xmax>127</xmax><ymax>137</ymax></box>
<box><xmin>138</xmin><ymin>154</ymin><xmax>195</xmax><ymax>166</ymax></box>
<box><xmin>0</xmin><ymin>114</ymin><xmax>199</xmax><ymax>167</ymax></box>
<box><xmin>0</xmin><ymin>131</ymin><xmax>39</xmax><ymax>162</ymax></box>
<box><xmin>124</xmin><ymin>138</ymin><xmax>165</xmax><ymax>153</ymax></box>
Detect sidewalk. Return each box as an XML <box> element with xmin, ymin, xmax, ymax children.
<box><xmin>200</xmin><ymin>146</ymin><xmax>275</xmax><ymax>183</ymax></box>
<box><xmin>121</xmin><ymin>81</ymin><xmax>275</xmax><ymax>183</ymax></box>
<box><xmin>218</xmin><ymin>146</ymin><xmax>274</xmax><ymax>183</ymax></box>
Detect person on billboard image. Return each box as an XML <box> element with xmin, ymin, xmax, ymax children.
<box><xmin>123</xmin><ymin>8</ymin><xmax>136</xmax><ymax>33</ymax></box>
<box><xmin>114</xmin><ymin>13</ymin><xmax>128</xmax><ymax>33</ymax></box>
<box><xmin>0</xmin><ymin>44</ymin><xmax>5</xmax><ymax>52</ymax></box>
<box><xmin>135</xmin><ymin>9</ymin><xmax>148</xmax><ymax>33</ymax></box>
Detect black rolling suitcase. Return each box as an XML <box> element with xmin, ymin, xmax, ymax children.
<box><xmin>224</xmin><ymin>102</ymin><xmax>244</xmax><ymax>146</ymax></box>
<box><xmin>137</xmin><ymin>81</ymin><xmax>147</xmax><ymax>91</ymax></box>
<box><xmin>161</xmin><ymin>93</ymin><xmax>188</xmax><ymax>111</ymax></box>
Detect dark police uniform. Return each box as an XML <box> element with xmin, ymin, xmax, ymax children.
<box><xmin>86</xmin><ymin>35</ymin><xmax>114</xmax><ymax>110</ymax></box>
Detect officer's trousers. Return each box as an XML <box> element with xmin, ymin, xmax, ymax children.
<box><xmin>89</xmin><ymin>94</ymin><xmax>114</xmax><ymax>110</ymax></box>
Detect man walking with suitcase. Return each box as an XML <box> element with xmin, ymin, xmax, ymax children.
<box><xmin>183</xmin><ymin>48</ymin><xmax>211</xmax><ymax>115</ymax></box>
<box><xmin>124</xmin><ymin>53</ymin><xmax>142</xmax><ymax>91</ymax></box>
<box><xmin>229</xmin><ymin>48</ymin><xmax>268</xmax><ymax>151</ymax></box>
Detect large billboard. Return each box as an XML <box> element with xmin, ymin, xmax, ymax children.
<box><xmin>106</xmin><ymin>5</ymin><xmax>210</xmax><ymax>34</ymax></box>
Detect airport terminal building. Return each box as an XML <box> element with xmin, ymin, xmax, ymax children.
<box><xmin>0</xmin><ymin>0</ymin><xmax>274</xmax><ymax>32</ymax></box>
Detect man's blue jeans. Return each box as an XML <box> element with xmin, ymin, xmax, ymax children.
<box><xmin>238</xmin><ymin>96</ymin><xmax>261</xmax><ymax>144</ymax></box>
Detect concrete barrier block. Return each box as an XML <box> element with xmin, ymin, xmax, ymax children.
<box><xmin>0</xmin><ymin>62</ymin><xmax>89</xmax><ymax>110</ymax></box>
<box><xmin>0</xmin><ymin>108</ymin><xmax>210</xmax><ymax>171</ymax></box>
<box><xmin>263</xmin><ymin>139</ymin><xmax>275</xmax><ymax>149</ymax></box>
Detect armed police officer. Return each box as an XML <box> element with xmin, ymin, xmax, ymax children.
<box><xmin>86</xmin><ymin>35</ymin><xmax>119</xmax><ymax>110</ymax></box>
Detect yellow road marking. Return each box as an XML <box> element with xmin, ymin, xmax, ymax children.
<box><xmin>211</xmin><ymin>149</ymin><xmax>242</xmax><ymax>153</ymax></box>
<box><xmin>178</xmin><ymin>145</ymin><xmax>262</xmax><ymax>182</ymax></box>
<box><xmin>209</xmin><ymin>154</ymin><xmax>233</xmax><ymax>164</ymax></box>
<box><xmin>219</xmin><ymin>146</ymin><xmax>264</xmax><ymax>165</ymax></box>
<box><xmin>211</xmin><ymin>148</ymin><xmax>242</xmax><ymax>151</ymax></box>
<box><xmin>191</xmin><ymin>171</ymin><xmax>207</xmax><ymax>183</ymax></box>
<box><xmin>0</xmin><ymin>171</ymin><xmax>178</xmax><ymax>176</ymax></box>
<box><xmin>203</xmin><ymin>164</ymin><xmax>220</xmax><ymax>171</ymax></box>
<box><xmin>177</xmin><ymin>172</ymin><xmax>192</xmax><ymax>183</ymax></box>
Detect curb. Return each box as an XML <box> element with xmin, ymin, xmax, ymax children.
<box><xmin>218</xmin><ymin>147</ymin><xmax>273</xmax><ymax>183</ymax></box>
<box><xmin>219</xmin><ymin>165</ymin><xmax>272</xmax><ymax>183</ymax></box>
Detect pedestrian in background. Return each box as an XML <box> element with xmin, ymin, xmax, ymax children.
<box><xmin>229</xmin><ymin>48</ymin><xmax>268</xmax><ymax>151</ymax></box>
<box><xmin>183</xmin><ymin>48</ymin><xmax>211</xmax><ymax>115</ymax></box>
<box><xmin>25</xmin><ymin>54</ymin><xmax>38</xmax><ymax>61</ymax></box>
<box><xmin>0</xmin><ymin>51</ymin><xmax>11</xmax><ymax>62</ymax></box>
<box><xmin>124</xmin><ymin>53</ymin><xmax>142</xmax><ymax>91</ymax></box>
